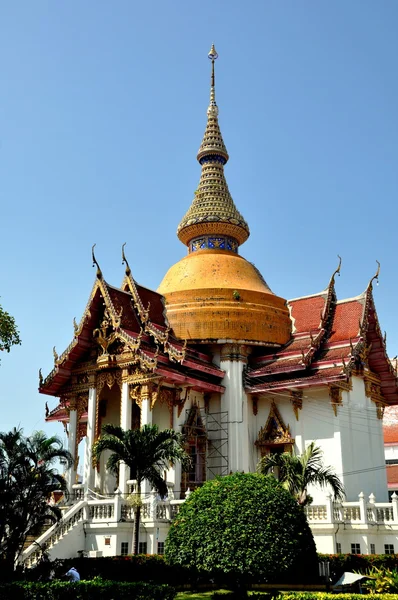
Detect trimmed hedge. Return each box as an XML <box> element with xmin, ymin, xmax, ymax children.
<box><xmin>279</xmin><ymin>595</ymin><xmax>398</xmax><ymax>600</ymax></box>
<box><xmin>22</xmin><ymin>555</ymin><xmax>191</xmax><ymax>585</ymax></box>
<box><xmin>0</xmin><ymin>579</ymin><xmax>176</xmax><ymax>600</ymax></box>
<box><xmin>318</xmin><ymin>553</ymin><xmax>398</xmax><ymax>581</ymax></box>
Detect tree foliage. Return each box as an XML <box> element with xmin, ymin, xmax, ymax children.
<box><xmin>0</xmin><ymin>302</ymin><xmax>21</xmax><ymax>362</ymax></box>
<box><xmin>0</xmin><ymin>428</ymin><xmax>72</xmax><ymax>575</ymax></box>
<box><xmin>92</xmin><ymin>423</ymin><xmax>190</xmax><ymax>555</ymax></box>
<box><xmin>165</xmin><ymin>472</ymin><xmax>318</xmax><ymax>583</ymax></box>
<box><xmin>257</xmin><ymin>442</ymin><xmax>345</xmax><ymax>506</ymax></box>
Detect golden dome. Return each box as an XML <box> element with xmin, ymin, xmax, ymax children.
<box><xmin>158</xmin><ymin>250</ymin><xmax>291</xmax><ymax>345</ymax></box>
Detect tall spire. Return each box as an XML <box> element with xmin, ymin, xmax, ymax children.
<box><xmin>177</xmin><ymin>45</ymin><xmax>250</xmax><ymax>250</ymax></box>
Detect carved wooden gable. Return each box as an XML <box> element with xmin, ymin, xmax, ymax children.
<box><xmin>183</xmin><ymin>405</ymin><xmax>207</xmax><ymax>438</ymax></box>
<box><xmin>256</xmin><ymin>401</ymin><xmax>294</xmax><ymax>449</ymax></box>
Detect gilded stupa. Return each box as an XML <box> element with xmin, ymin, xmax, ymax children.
<box><xmin>158</xmin><ymin>45</ymin><xmax>291</xmax><ymax>345</ymax></box>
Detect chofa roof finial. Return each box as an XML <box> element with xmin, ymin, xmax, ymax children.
<box><xmin>121</xmin><ymin>242</ymin><xmax>131</xmax><ymax>277</ymax></box>
<box><xmin>91</xmin><ymin>244</ymin><xmax>102</xmax><ymax>279</ymax></box>
<box><xmin>330</xmin><ymin>255</ymin><xmax>342</xmax><ymax>286</ymax></box>
<box><xmin>369</xmin><ymin>260</ymin><xmax>380</xmax><ymax>290</ymax></box>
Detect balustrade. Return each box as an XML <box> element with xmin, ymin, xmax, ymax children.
<box><xmin>305</xmin><ymin>505</ymin><xmax>327</xmax><ymax>521</ymax></box>
<box><xmin>88</xmin><ymin>502</ymin><xmax>114</xmax><ymax>520</ymax></box>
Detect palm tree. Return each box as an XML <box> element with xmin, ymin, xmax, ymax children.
<box><xmin>257</xmin><ymin>442</ymin><xmax>344</xmax><ymax>506</ymax></box>
<box><xmin>92</xmin><ymin>423</ymin><xmax>190</xmax><ymax>555</ymax></box>
<box><xmin>0</xmin><ymin>428</ymin><xmax>72</xmax><ymax>575</ymax></box>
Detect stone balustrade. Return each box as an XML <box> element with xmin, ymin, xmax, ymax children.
<box><xmin>23</xmin><ymin>485</ymin><xmax>398</xmax><ymax>569</ymax></box>
<box><xmin>305</xmin><ymin>492</ymin><xmax>398</xmax><ymax>525</ymax></box>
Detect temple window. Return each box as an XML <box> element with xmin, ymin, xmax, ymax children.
<box><xmin>120</xmin><ymin>542</ymin><xmax>128</xmax><ymax>556</ymax></box>
<box><xmin>351</xmin><ymin>543</ymin><xmax>361</xmax><ymax>554</ymax></box>
<box><xmin>157</xmin><ymin>542</ymin><xmax>165</xmax><ymax>555</ymax></box>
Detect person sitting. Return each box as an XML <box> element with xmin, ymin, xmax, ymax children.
<box><xmin>65</xmin><ymin>567</ymin><xmax>80</xmax><ymax>582</ymax></box>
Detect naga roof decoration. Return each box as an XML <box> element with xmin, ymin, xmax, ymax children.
<box><xmin>246</xmin><ymin>261</ymin><xmax>398</xmax><ymax>406</ymax></box>
<box><xmin>177</xmin><ymin>45</ymin><xmax>249</xmax><ymax>248</ymax></box>
<box><xmin>40</xmin><ymin>257</ymin><xmax>225</xmax><ymax>402</ymax></box>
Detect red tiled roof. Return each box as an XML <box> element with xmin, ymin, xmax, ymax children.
<box><xmin>387</xmin><ymin>465</ymin><xmax>398</xmax><ymax>486</ymax></box>
<box><xmin>246</xmin><ymin>285</ymin><xmax>398</xmax><ymax>405</ymax></box>
<box><xmin>40</xmin><ymin>277</ymin><xmax>223</xmax><ymax>397</ymax></box>
<box><xmin>289</xmin><ymin>294</ymin><xmax>327</xmax><ymax>334</ymax></box>
<box><xmin>328</xmin><ymin>300</ymin><xmax>364</xmax><ymax>343</ymax></box>
<box><xmin>107</xmin><ymin>286</ymin><xmax>141</xmax><ymax>333</ymax></box>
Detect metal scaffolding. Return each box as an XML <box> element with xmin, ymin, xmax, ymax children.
<box><xmin>183</xmin><ymin>407</ymin><xmax>229</xmax><ymax>483</ymax></box>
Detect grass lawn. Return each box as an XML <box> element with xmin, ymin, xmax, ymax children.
<box><xmin>176</xmin><ymin>592</ymin><xmax>270</xmax><ymax>599</ymax></box>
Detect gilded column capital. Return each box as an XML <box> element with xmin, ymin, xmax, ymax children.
<box><xmin>290</xmin><ymin>390</ymin><xmax>303</xmax><ymax>421</ymax></box>
<box><xmin>220</xmin><ymin>343</ymin><xmax>251</xmax><ymax>363</ymax></box>
<box><xmin>329</xmin><ymin>386</ymin><xmax>343</xmax><ymax>416</ymax></box>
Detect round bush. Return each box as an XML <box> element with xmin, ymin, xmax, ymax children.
<box><xmin>165</xmin><ymin>472</ymin><xmax>318</xmax><ymax>583</ymax></box>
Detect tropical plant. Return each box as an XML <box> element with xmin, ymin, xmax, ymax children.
<box><xmin>0</xmin><ymin>302</ymin><xmax>21</xmax><ymax>364</ymax></box>
<box><xmin>92</xmin><ymin>423</ymin><xmax>190</xmax><ymax>555</ymax></box>
<box><xmin>257</xmin><ymin>442</ymin><xmax>344</xmax><ymax>506</ymax></box>
<box><xmin>0</xmin><ymin>428</ymin><xmax>72</xmax><ymax>576</ymax></box>
<box><xmin>166</xmin><ymin>472</ymin><xmax>318</xmax><ymax>591</ymax></box>
<box><xmin>360</xmin><ymin>567</ymin><xmax>398</xmax><ymax>594</ymax></box>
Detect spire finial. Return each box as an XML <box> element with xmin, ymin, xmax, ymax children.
<box><xmin>208</xmin><ymin>43</ymin><xmax>218</xmax><ymax>117</ymax></box>
<box><xmin>91</xmin><ymin>244</ymin><xmax>102</xmax><ymax>279</ymax></box>
<box><xmin>176</xmin><ymin>46</ymin><xmax>249</xmax><ymax>248</ymax></box>
<box><xmin>121</xmin><ymin>242</ymin><xmax>131</xmax><ymax>277</ymax></box>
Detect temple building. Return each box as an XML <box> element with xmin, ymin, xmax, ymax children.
<box><xmin>24</xmin><ymin>46</ymin><xmax>398</xmax><ymax>563</ymax></box>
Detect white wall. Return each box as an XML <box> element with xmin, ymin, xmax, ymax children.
<box><xmin>339</xmin><ymin>377</ymin><xmax>387</xmax><ymax>501</ymax></box>
<box><xmin>385</xmin><ymin>445</ymin><xmax>398</xmax><ymax>461</ymax></box>
<box><xmin>245</xmin><ymin>376</ymin><xmax>388</xmax><ymax>504</ymax></box>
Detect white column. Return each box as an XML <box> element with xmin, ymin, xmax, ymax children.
<box><xmin>220</xmin><ymin>344</ymin><xmax>250</xmax><ymax>473</ymax></box>
<box><xmin>67</xmin><ymin>404</ymin><xmax>78</xmax><ymax>500</ymax></box>
<box><xmin>119</xmin><ymin>380</ymin><xmax>131</xmax><ymax>495</ymax></box>
<box><xmin>84</xmin><ymin>386</ymin><xmax>97</xmax><ymax>494</ymax></box>
<box><xmin>141</xmin><ymin>385</ymin><xmax>153</xmax><ymax>427</ymax></box>
<box><xmin>173</xmin><ymin>405</ymin><xmax>183</xmax><ymax>499</ymax></box>
<box><xmin>392</xmin><ymin>492</ymin><xmax>398</xmax><ymax>522</ymax></box>
<box><xmin>358</xmin><ymin>491</ymin><xmax>368</xmax><ymax>524</ymax></box>
<box><xmin>141</xmin><ymin>384</ymin><xmax>153</xmax><ymax>496</ymax></box>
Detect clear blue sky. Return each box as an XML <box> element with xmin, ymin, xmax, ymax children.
<box><xmin>1</xmin><ymin>1</ymin><xmax>397</xmax><ymax>447</ymax></box>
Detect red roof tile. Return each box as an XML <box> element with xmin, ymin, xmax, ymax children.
<box><xmin>328</xmin><ymin>300</ymin><xmax>363</xmax><ymax>343</ymax></box>
<box><xmin>387</xmin><ymin>465</ymin><xmax>398</xmax><ymax>486</ymax></box>
<box><xmin>289</xmin><ymin>294</ymin><xmax>326</xmax><ymax>334</ymax></box>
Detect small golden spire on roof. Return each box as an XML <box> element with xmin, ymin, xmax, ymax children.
<box><xmin>92</xmin><ymin>244</ymin><xmax>102</xmax><ymax>279</ymax></box>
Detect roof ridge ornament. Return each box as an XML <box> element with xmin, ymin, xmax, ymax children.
<box><xmin>92</xmin><ymin>244</ymin><xmax>102</xmax><ymax>279</ymax></box>
<box><xmin>121</xmin><ymin>242</ymin><xmax>131</xmax><ymax>277</ymax></box>
<box><xmin>368</xmin><ymin>260</ymin><xmax>380</xmax><ymax>291</ymax></box>
<box><xmin>329</xmin><ymin>255</ymin><xmax>342</xmax><ymax>287</ymax></box>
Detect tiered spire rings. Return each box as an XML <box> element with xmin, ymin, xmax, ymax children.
<box><xmin>177</xmin><ymin>45</ymin><xmax>250</xmax><ymax>249</ymax></box>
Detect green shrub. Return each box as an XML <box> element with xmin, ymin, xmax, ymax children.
<box><xmin>318</xmin><ymin>553</ymin><xmax>398</xmax><ymax>582</ymax></box>
<box><xmin>0</xmin><ymin>579</ymin><xmax>176</xmax><ymax>599</ymax></box>
<box><xmin>24</xmin><ymin>554</ymin><xmax>190</xmax><ymax>585</ymax></box>
<box><xmin>360</xmin><ymin>567</ymin><xmax>398</xmax><ymax>594</ymax></box>
<box><xmin>166</xmin><ymin>472</ymin><xmax>318</xmax><ymax>584</ymax></box>
<box><xmin>280</xmin><ymin>595</ymin><xmax>398</xmax><ymax>600</ymax></box>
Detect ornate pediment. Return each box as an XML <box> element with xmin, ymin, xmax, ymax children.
<box><xmin>256</xmin><ymin>401</ymin><xmax>294</xmax><ymax>447</ymax></box>
<box><xmin>183</xmin><ymin>405</ymin><xmax>207</xmax><ymax>438</ymax></box>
